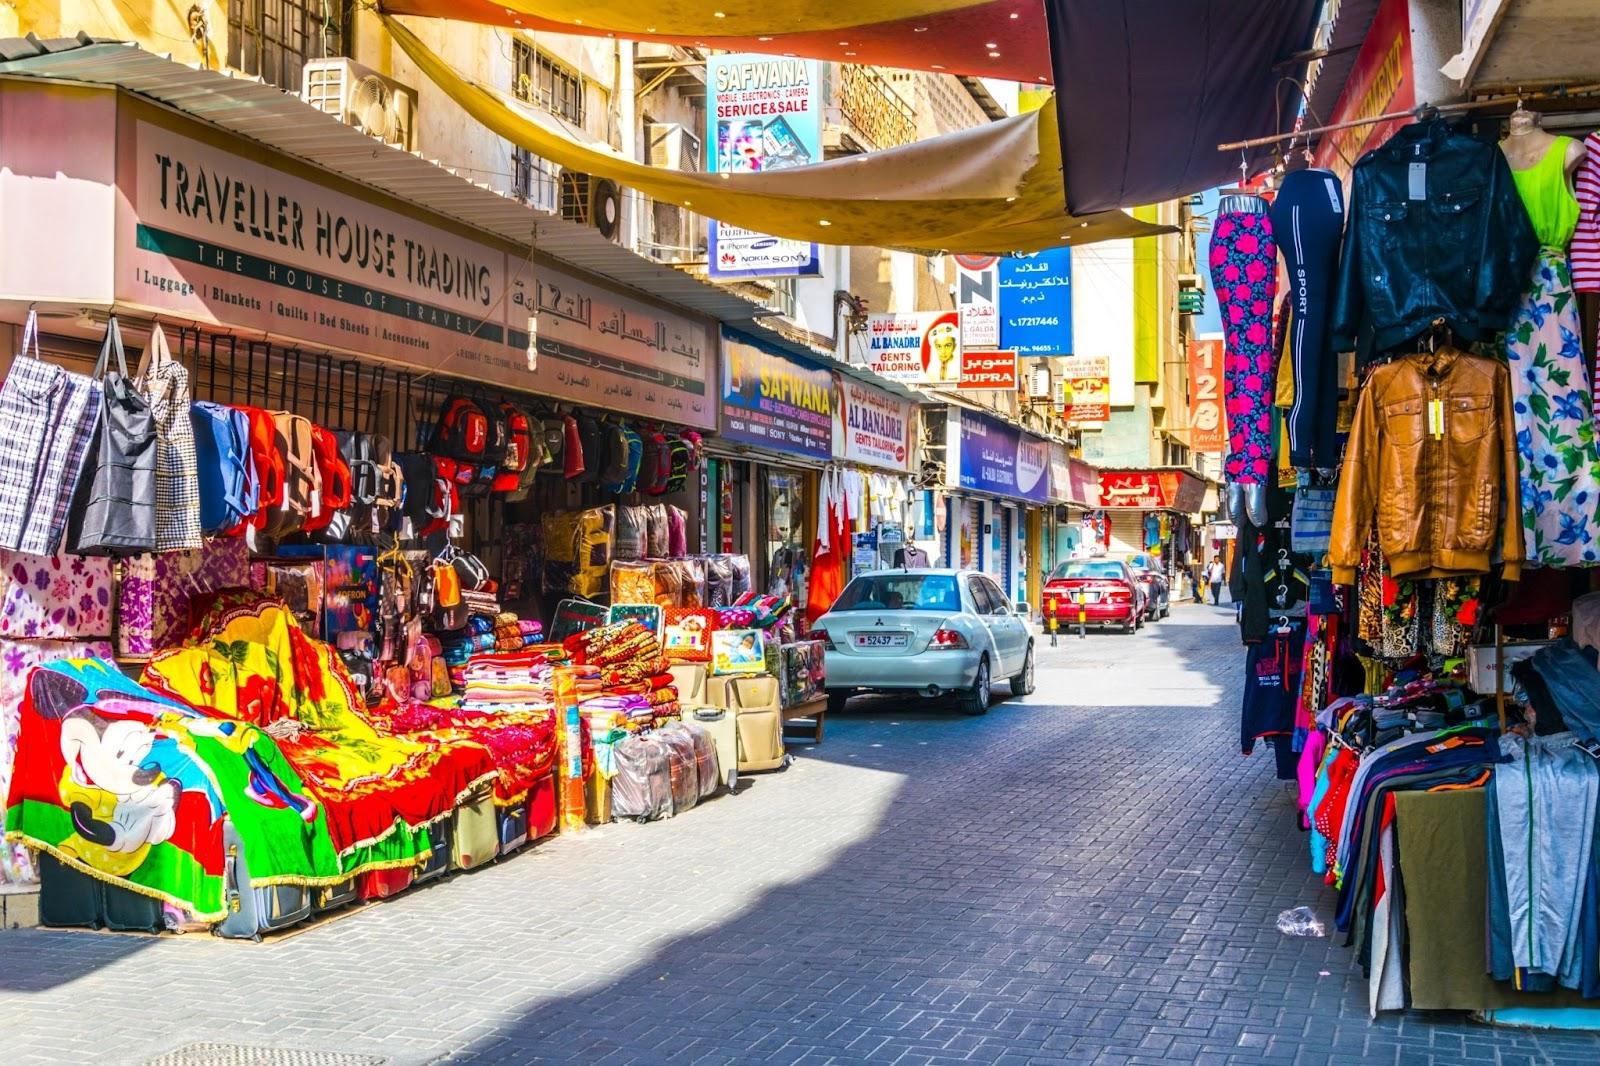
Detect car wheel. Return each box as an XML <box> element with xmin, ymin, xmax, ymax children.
<box><xmin>1009</xmin><ymin>644</ymin><xmax>1035</xmax><ymax>696</ymax></box>
<box><xmin>826</xmin><ymin>689</ymin><xmax>852</xmax><ymax>716</ymax></box>
<box><xmin>960</xmin><ymin>656</ymin><xmax>991</xmax><ymax>716</ymax></box>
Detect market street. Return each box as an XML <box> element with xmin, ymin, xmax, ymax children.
<box><xmin>0</xmin><ymin>606</ymin><xmax>1593</xmax><ymax>1066</ymax></box>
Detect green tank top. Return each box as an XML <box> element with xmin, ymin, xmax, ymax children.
<box><xmin>1509</xmin><ymin>136</ymin><xmax>1580</xmax><ymax>249</ymax></box>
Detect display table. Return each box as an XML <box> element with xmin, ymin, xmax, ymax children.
<box><xmin>782</xmin><ymin>697</ymin><xmax>826</xmax><ymax>742</ymax></box>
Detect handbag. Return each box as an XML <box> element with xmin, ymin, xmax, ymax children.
<box><xmin>135</xmin><ymin>323</ymin><xmax>202</xmax><ymax>551</ymax></box>
<box><xmin>68</xmin><ymin>318</ymin><xmax>158</xmax><ymax>555</ymax></box>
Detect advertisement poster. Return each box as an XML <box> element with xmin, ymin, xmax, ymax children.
<box><xmin>863</xmin><ymin>310</ymin><xmax>961</xmax><ymax>384</ymax></box>
<box><xmin>959</xmin><ymin>349</ymin><xmax>1018</xmax><ymax>391</ymax></box>
<box><xmin>712</xmin><ymin>629</ymin><xmax>768</xmax><ymax>675</ymax></box>
<box><xmin>957</xmin><ymin>410</ymin><xmax>1050</xmax><ymax>504</ymax></box>
<box><xmin>1059</xmin><ymin>355</ymin><xmax>1111</xmax><ymax>423</ymax></box>
<box><xmin>998</xmin><ymin>247</ymin><xmax>1073</xmax><ymax>356</ymax></box>
<box><xmin>706</xmin><ymin>54</ymin><xmax>822</xmax><ymax>278</ymax></box>
<box><xmin>1313</xmin><ymin>0</ymin><xmax>1413</xmax><ymax>180</ymax></box>
<box><xmin>1186</xmin><ymin>338</ymin><xmax>1226</xmax><ymax>453</ymax></box>
<box><xmin>1099</xmin><ymin>470</ymin><xmax>1207</xmax><ymax>512</ymax></box>
<box><xmin>836</xmin><ymin>375</ymin><xmax>913</xmax><ymax>472</ymax></box>
<box><xmin>956</xmin><ymin>253</ymin><xmax>1000</xmax><ymax>348</ymax></box>
<box><xmin>720</xmin><ymin>328</ymin><xmax>834</xmax><ymax>460</ymax></box>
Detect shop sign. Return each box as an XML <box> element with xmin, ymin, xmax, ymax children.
<box><xmin>836</xmin><ymin>374</ymin><xmax>913</xmax><ymax>472</ymax></box>
<box><xmin>1314</xmin><ymin>0</ymin><xmax>1413</xmax><ymax>180</ymax></box>
<box><xmin>720</xmin><ymin>327</ymin><xmax>834</xmax><ymax>460</ymax></box>
<box><xmin>1059</xmin><ymin>355</ymin><xmax>1110</xmax><ymax>423</ymax></box>
<box><xmin>1186</xmin><ymin>338</ymin><xmax>1226</xmax><ymax>453</ymax></box>
<box><xmin>1211</xmin><ymin>522</ymin><xmax>1238</xmax><ymax>540</ymax></box>
<box><xmin>956</xmin><ymin>255</ymin><xmax>1000</xmax><ymax>348</ymax></box>
<box><xmin>1099</xmin><ymin>469</ymin><xmax>1208</xmax><ymax>513</ymax></box>
<box><xmin>958</xmin><ymin>349</ymin><xmax>1018</xmax><ymax>391</ymax></box>
<box><xmin>115</xmin><ymin>115</ymin><xmax>530</xmax><ymax>385</ymax></box>
<box><xmin>526</xmin><ymin>268</ymin><xmax>716</xmax><ymax>429</ymax></box>
<box><xmin>957</xmin><ymin>409</ymin><xmax>1050</xmax><ymax>504</ymax></box>
<box><xmin>863</xmin><ymin>310</ymin><xmax>961</xmax><ymax>384</ymax></box>
<box><xmin>998</xmin><ymin>248</ymin><xmax>1072</xmax><ymax>356</ymax></box>
<box><xmin>706</xmin><ymin>54</ymin><xmax>822</xmax><ymax>278</ymax></box>
<box><xmin>1048</xmin><ymin>443</ymin><xmax>1071</xmax><ymax>504</ymax></box>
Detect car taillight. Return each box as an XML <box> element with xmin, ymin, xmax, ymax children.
<box><xmin>1106</xmin><ymin>588</ymin><xmax>1131</xmax><ymax>603</ymax></box>
<box><xmin>814</xmin><ymin>627</ymin><xmax>836</xmax><ymax>650</ymax></box>
<box><xmin>930</xmin><ymin>626</ymin><xmax>969</xmax><ymax>649</ymax></box>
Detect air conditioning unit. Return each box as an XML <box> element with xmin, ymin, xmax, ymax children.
<box><xmin>559</xmin><ymin>171</ymin><xmax>624</xmax><ymax>242</ymax></box>
<box><xmin>302</xmin><ymin>58</ymin><xmax>417</xmax><ymax>152</ymax></box>
<box><xmin>645</xmin><ymin>123</ymin><xmax>702</xmax><ymax>172</ymax></box>
<box><xmin>1177</xmin><ymin>272</ymin><xmax>1206</xmax><ymax>292</ymax></box>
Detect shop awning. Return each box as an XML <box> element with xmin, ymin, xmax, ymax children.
<box><xmin>379</xmin><ymin>0</ymin><xmax>1052</xmax><ymax>84</ymax></box>
<box><xmin>1044</xmin><ymin>0</ymin><xmax>1322</xmax><ymax>212</ymax></box>
<box><xmin>381</xmin><ymin>16</ymin><xmax>1165</xmax><ymax>257</ymax></box>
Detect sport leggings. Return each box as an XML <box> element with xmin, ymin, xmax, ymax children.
<box><xmin>1208</xmin><ymin>201</ymin><xmax>1278</xmax><ymax>484</ymax></box>
<box><xmin>1271</xmin><ymin>170</ymin><xmax>1345</xmax><ymax>469</ymax></box>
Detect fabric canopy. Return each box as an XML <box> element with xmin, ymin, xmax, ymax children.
<box><xmin>382</xmin><ymin>15</ymin><xmax>1166</xmax><ymax>255</ymax></box>
<box><xmin>1047</xmin><ymin>0</ymin><xmax>1321</xmax><ymax>213</ymax></box>
<box><xmin>379</xmin><ymin>0</ymin><xmax>1051</xmax><ymax>83</ymax></box>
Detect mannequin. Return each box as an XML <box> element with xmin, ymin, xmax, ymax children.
<box><xmin>1500</xmin><ymin>105</ymin><xmax>1587</xmax><ymax>183</ymax></box>
<box><xmin>1209</xmin><ymin>190</ymin><xmax>1277</xmax><ymax>528</ymax></box>
<box><xmin>1271</xmin><ymin>163</ymin><xmax>1346</xmax><ymax>473</ymax></box>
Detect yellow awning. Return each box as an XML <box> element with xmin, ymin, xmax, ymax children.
<box><xmin>460</xmin><ymin>0</ymin><xmax>977</xmax><ymax>36</ymax></box>
<box><xmin>381</xmin><ymin>15</ymin><xmax>1167</xmax><ymax>255</ymax></box>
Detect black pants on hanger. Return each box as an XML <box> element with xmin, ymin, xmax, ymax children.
<box><xmin>1271</xmin><ymin>169</ymin><xmax>1345</xmax><ymax>469</ymax></box>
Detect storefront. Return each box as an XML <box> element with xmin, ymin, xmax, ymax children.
<box><xmin>945</xmin><ymin>407</ymin><xmax>1051</xmax><ymax>605</ymax></box>
<box><xmin>833</xmin><ymin>373</ymin><xmax>919</xmax><ymax>576</ymax></box>
<box><xmin>1096</xmin><ymin>468</ymin><xmax>1207</xmax><ymax>574</ymax></box>
<box><xmin>1042</xmin><ymin>444</ymin><xmax>1100</xmax><ymax>602</ymax></box>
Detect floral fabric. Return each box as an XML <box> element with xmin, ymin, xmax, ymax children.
<box><xmin>1505</xmin><ymin>250</ymin><xmax>1600</xmax><ymax>566</ymax></box>
<box><xmin>116</xmin><ymin>537</ymin><xmax>250</xmax><ymax>657</ymax></box>
<box><xmin>1209</xmin><ymin>210</ymin><xmax>1279</xmax><ymax>484</ymax></box>
<box><xmin>0</xmin><ymin>550</ymin><xmax>113</xmax><ymax>639</ymax></box>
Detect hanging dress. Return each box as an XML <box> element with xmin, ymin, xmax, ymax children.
<box><xmin>1504</xmin><ymin>136</ymin><xmax>1600</xmax><ymax>566</ymax></box>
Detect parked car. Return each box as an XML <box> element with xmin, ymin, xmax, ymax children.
<box><xmin>814</xmin><ymin>569</ymin><xmax>1034</xmax><ymax>716</ymax></box>
<box><xmin>1122</xmin><ymin>553</ymin><xmax>1170</xmax><ymax>621</ymax></box>
<box><xmin>1042</xmin><ymin>559</ymin><xmax>1145</xmax><ymax>634</ymax></box>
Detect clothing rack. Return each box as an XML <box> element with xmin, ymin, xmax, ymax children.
<box><xmin>1217</xmin><ymin>82</ymin><xmax>1600</xmax><ymax>154</ymax></box>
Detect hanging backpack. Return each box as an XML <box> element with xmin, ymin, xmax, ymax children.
<box><xmin>491</xmin><ymin>402</ymin><xmax>533</xmax><ymax>493</ymax></box>
<box><xmin>576</xmin><ymin>416</ymin><xmax>605</xmax><ymax>485</ymax></box>
<box><xmin>431</xmin><ymin>396</ymin><xmax>491</xmax><ymax>463</ymax></box>
<box><xmin>333</xmin><ymin>431</ymin><xmax>394</xmax><ymax>539</ymax></box>
<box><xmin>664</xmin><ymin>436</ymin><xmax>692</xmax><ymax>494</ymax></box>
<box><xmin>619</xmin><ymin>426</ymin><xmax>644</xmax><ymax>494</ymax></box>
<box><xmin>302</xmin><ymin>424</ymin><xmax>351</xmax><ymax>534</ymax></box>
<box><xmin>191</xmin><ymin>401</ymin><xmax>258</xmax><ymax>535</ymax></box>
<box><xmin>539</xmin><ymin>417</ymin><xmax>566</xmax><ymax>474</ymax></box>
<box><xmin>505</xmin><ymin>403</ymin><xmax>545</xmax><ymax>502</ymax></box>
<box><xmin>396</xmin><ymin>452</ymin><xmax>451</xmax><ymax>537</ymax></box>
<box><xmin>562</xmin><ymin>414</ymin><xmax>585</xmax><ymax>479</ymax></box>
<box><xmin>642</xmin><ymin>430</ymin><xmax>672</xmax><ymax>496</ymax></box>
<box><xmin>232</xmin><ymin>406</ymin><xmax>284</xmax><ymax>537</ymax></box>
<box><xmin>598</xmin><ymin>421</ymin><xmax>631</xmax><ymax>491</ymax></box>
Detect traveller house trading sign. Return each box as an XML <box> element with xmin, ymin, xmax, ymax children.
<box><xmin>116</xmin><ymin>115</ymin><xmax>526</xmax><ymax>383</ymax></box>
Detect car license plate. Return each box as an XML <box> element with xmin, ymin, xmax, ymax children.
<box><xmin>854</xmin><ymin>632</ymin><xmax>909</xmax><ymax>649</ymax></box>
<box><xmin>1074</xmin><ymin>591</ymin><xmax>1099</xmax><ymax>603</ymax></box>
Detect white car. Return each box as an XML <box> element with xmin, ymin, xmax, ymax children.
<box><xmin>814</xmin><ymin>569</ymin><xmax>1035</xmax><ymax>716</ymax></box>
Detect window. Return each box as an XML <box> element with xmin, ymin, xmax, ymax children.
<box><xmin>979</xmin><ymin>577</ymin><xmax>1010</xmax><ymax>614</ymax></box>
<box><xmin>966</xmin><ymin>577</ymin><xmax>999</xmax><ymax>615</ymax></box>
<box><xmin>834</xmin><ymin>574</ymin><xmax>960</xmax><ymax>613</ymax></box>
<box><xmin>512</xmin><ymin>41</ymin><xmax>587</xmax><ymax>210</ymax></box>
<box><xmin>228</xmin><ymin>0</ymin><xmax>347</xmax><ymax>90</ymax></box>
<box><xmin>1051</xmin><ymin>561</ymin><xmax>1126</xmax><ymax>581</ymax></box>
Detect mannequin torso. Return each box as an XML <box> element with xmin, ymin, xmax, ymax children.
<box><xmin>1500</xmin><ymin>107</ymin><xmax>1587</xmax><ymax>192</ymax></box>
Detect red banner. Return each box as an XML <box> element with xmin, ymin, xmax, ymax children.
<box><xmin>1313</xmin><ymin>0</ymin><xmax>1414</xmax><ymax>180</ymax></box>
<box><xmin>1187</xmin><ymin>339</ymin><xmax>1226</xmax><ymax>454</ymax></box>
<box><xmin>958</xmin><ymin>349</ymin><xmax>1018</xmax><ymax>390</ymax></box>
<box><xmin>1098</xmin><ymin>469</ymin><xmax>1208</xmax><ymax>512</ymax></box>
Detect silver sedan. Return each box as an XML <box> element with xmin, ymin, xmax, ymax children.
<box><xmin>814</xmin><ymin>569</ymin><xmax>1035</xmax><ymax>716</ymax></box>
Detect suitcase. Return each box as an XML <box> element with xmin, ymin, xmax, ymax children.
<box><xmin>657</xmin><ymin>726</ymin><xmax>700</xmax><ymax>815</ymax></box>
<box><xmin>584</xmin><ymin>767</ymin><xmax>613</xmax><ymax>825</ymax></box>
<box><xmin>453</xmin><ymin>788</ymin><xmax>498</xmax><ymax>870</ymax></box>
<box><xmin>216</xmin><ymin>819</ymin><xmax>312</xmax><ymax>940</ymax></box>
<box><xmin>497</xmin><ymin>800</ymin><xmax>531</xmax><ymax>855</ymax></box>
<box><xmin>37</xmin><ymin>852</ymin><xmax>163</xmax><ymax>932</ymax></box>
<box><xmin>414</xmin><ymin>819</ymin><xmax>453</xmax><ymax>884</ymax></box>
<box><xmin>528</xmin><ymin>769</ymin><xmax>559</xmax><ymax>841</ymax></box>
<box><xmin>611</xmin><ymin>734</ymin><xmax>672</xmax><ymax>822</ymax></box>
<box><xmin>357</xmin><ymin>865</ymin><xmax>413</xmax><ymax>901</ymax></box>
<box><xmin>668</xmin><ymin>663</ymin><xmax>712</xmax><ymax>708</ymax></box>
<box><xmin>724</xmin><ymin>674</ymin><xmax>787</xmax><ymax>773</ymax></box>
<box><xmin>676</xmin><ymin>721</ymin><xmax>723</xmax><ymax>800</ymax></box>
<box><xmin>312</xmin><ymin>879</ymin><xmax>358</xmax><ymax>913</ymax></box>
<box><xmin>688</xmin><ymin>708</ymin><xmax>738</xmax><ymax>792</ymax></box>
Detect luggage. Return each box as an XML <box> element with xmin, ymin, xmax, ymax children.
<box><xmin>38</xmin><ymin>852</ymin><xmax>165</xmax><ymax>932</ymax></box>
<box><xmin>657</xmin><ymin>725</ymin><xmax>700</xmax><ymax>815</ymax></box>
<box><xmin>719</xmin><ymin>674</ymin><xmax>787</xmax><ymax>773</ymax></box>
<box><xmin>452</xmin><ymin>788</ymin><xmax>498</xmax><ymax>871</ymax></box>
<box><xmin>678</xmin><ymin>721</ymin><xmax>722</xmax><ymax>800</ymax></box>
<box><xmin>688</xmin><ymin>708</ymin><xmax>739</xmax><ymax>792</ymax></box>
<box><xmin>312</xmin><ymin>879</ymin><xmax>358</xmax><ymax>914</ymax></box>
<box><xmin>215</xmin><ymin>819</ymin><xmax>311</xmax><ymax>940</ymax></box>
<box><xmin>414</xmin><ymin>819</ymin><xmax>454</xmax><ymax>884</ymax></box>
<box><xmin>262</xmin><ymin>411</ymin><xmax>320</xmax><ymax>539</ymax></box>
<box><xmin>357</xmin><ymin>866</ymin><xmax>413</xmax><ymax>901</ymax></box>
<box><xmin>528</xmin><ymin>769</ymin><xmax>559</xmax><ymax>841</ymax></box>
<box><xmin>497</xmin><ymin>799</ymin><xmax>531</xmax><ymax>855</ymax></box>
<box><xmin>584</xmin><ymin>768</ymin><xmax>612</xmax><ymax>825</ymax></box>
<box><xmin>611</xmin><ymin>734</ymin><xmax>672</xmax><ymax>822</ymax></box>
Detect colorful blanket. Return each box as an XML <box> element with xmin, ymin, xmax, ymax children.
<box><xmin>363</xmin><ymin>700</ymin><xmax>557</xmax><ymax>807</ymax></box>
<box><xmin>4</xmin><ymin>659</ymin><xmax>343</xmax><ymax>920</ymax></box>
<box><xmin>142</xmin><ymin>594</ymin><xmax>496</xmax><ymax>868</ymax></box>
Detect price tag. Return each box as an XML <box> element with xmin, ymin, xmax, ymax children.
<box><xmin>1428</xmin><ymin>399</ymin><xmax>1445</xmax><ymax>439</ymax></box>
<box><xmin>1408</xmin><ymin>162</ymin><xmax>1427</xmax><ymax>201</ymax></box>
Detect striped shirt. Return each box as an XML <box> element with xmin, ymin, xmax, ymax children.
<box><xmin>1574</xmin><ymin>132</ymin><xmax>1600</xmax><ymax>292</ymax></box>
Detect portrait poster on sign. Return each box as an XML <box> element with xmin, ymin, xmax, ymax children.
<box><xmin>863</xmin><ymin>311</ymin><xmax>962</xmax><ymax>385</ymax></box>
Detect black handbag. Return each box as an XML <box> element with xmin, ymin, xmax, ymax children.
<box><xmin>68</xmin><ymin>318</ymin><xmax>157</xmax><ymax>554</ymax></box>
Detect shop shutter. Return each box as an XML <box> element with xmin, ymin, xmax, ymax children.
<box><xmin>1109</xmin><ymin>510</ymin><xmax>1146</xmax><ymax>556</ymax></box>
<box><xmin>962</xmin><ymin>498</ymin><xmax>983</xmax><ymax>570</ymax></box>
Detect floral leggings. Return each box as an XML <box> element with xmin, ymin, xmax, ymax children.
<box><xmin>1209</xmin><ymin>209</ymin><xmax>1279</xmax><ymax>483</ymax></box>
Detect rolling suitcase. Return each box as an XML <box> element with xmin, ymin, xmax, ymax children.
<box><xmin>414</xmin><ymin>819</ymin><xmax>453</xmax><ymax>884</ymax></box>
<box><xmin>725</xmin><ymin>675</ymin><xmax>786</xmax><ymax>773</ymax></box>
<box><xmin>216</xmin><ymin>819</ymin><xmax>311</xmax><ymax>940</ymax></box>
<box><xmin>497</xmin><ymin>799</ymin><xmax>531</xmax><ymax>855</ymax></box>
<box><xmin>453</xmin><ymin>788</ymin><xmax>498</xmax><ymax>871</ymax></box>
<box><xmin>37</xmin><ymin>852</ymin><xmax>163</xmax><ymax>932</ymax></box>
<box><xmin>312</xmin><ymin>879</ymin><xmax>358</xmax><ymax>914</ymax></box>
<box><xmin>688</xmin><ymin>708</ymin><xmax>738</xmax><ymax>792</ymax></box>
<box><xmin>528</xmin><ymin>769</ymin><xmax>559</xmax><ymax>840</ymax></box>
<box><xmin>611</xmin><ymin>734</ymin><xmax>671</xmax><ymax>822</ymax></box>
<box><xmin>657</xmin><ymin>726</ymin><xmax>700</xmax><ymax>815</ymax></box>
<box><xmin>676</xmin><ymin>721</ymin><xmax>722</xmax><ymax>800</ymax></box>
<box><xmin>357</xmin><ymin>865</ymin><xmax>413</xmax><ymax>901</ymax></box>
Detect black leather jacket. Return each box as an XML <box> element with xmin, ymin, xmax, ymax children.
<box><xmin>1331</xmin><ymin>119</ymin><xmax>1537</xmax><ymax>360</ymax></box>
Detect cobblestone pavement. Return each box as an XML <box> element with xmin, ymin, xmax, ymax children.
<box><xmin>5</xmin><ymin>606</ymin><xmax>1600</xmax><ymax>1065</ymax></box>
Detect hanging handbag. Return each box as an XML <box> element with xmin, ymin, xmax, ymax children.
<box><xmin>135</xmin><ymin>324</ymin><xmax>202</xmax><ymax>551</ymax></box>
<box><xmin>68</xmin><ymin>318</ymin><xmax>158</xmax><ymax>555</ymax></box>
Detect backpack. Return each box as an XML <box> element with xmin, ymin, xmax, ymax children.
<box><xmin>232</xmin><ymin>406</ymin><xmax>284</xmax><ymax>537</ymax></box>
<box><xmin>431</xmin><ymin>396</ymin><xmax>492</xmax><ymax>463</ymax></box>
<box><xmin>539</xmin><ymin>417</ymin><xmax>566</xmax><ymax>473</ymax></box>
<box><xmin>491</xmin><ymin>402</ymin><xmax>533</xmax><ymax>493</ymax></box>
<box><xmin>262</xmin><ymin>411</ymin><xmax>321</xmax><ymax>539</ymax></box>
<box><xmin>664</xmin><ymin>436</ymin><xmax>692</xmax><ymax>494</ymax></box>
<box><xmin>504</xmin><ymin>403</ymin><xmax>545</xmax><ymax>502</ymax></box>
<box><xmin>619</xmin><ymin>426</ymin><xmax>644</xmax><ymax>494</ymax></box>
<box><xmin>598</xmin><ymin>421</ymin><xmax>631</xmax><ymax>491</ymax></box>
<box><xmin>302</xmin><ymin>424</ymin><xmax>352</xmax><ymax>534</ymax></box>
<box><xmin>190</xmin><ymin>401</ymin><xmax>258</xmax><ymax>534</ymax></box>
<box><xmin>576</xmin><ymin>416</ymin><xmax>605</xmax><ymax>485</ymax></box>
<box><xmin>396</xmin><ymin>452</ymin><xmax>451</xmax><ymax>537</ymax></box>
<box><xmin>642</xmin><ymin>430</ymin><xmax>672</xmax><ymax>495</ymax></box>
<box><xmin>561</xmin><ymin>414</ymin><xmax>584</xmax><ymax>479</ymax></box>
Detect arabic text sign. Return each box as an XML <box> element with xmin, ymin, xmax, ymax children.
<box><xmin>1187</xmin><ymin>339</ymin><xmax>1226</xmax><ymax>453</ymax></box>
<box><xmin>957</xmin><ymin>409</ymin><xmax>1049</xmax><ymax>504</ymax></box>
<box><xmin>527</xmin><ymin>269</ymin><xmax>715</xmax><ymax>429</ymax></box>
<box><xmin>998</xmin><ymin>248</ymin><xmax>1072</xmax><ymax>356</ymax></box>
<box><xmin>836</xmin><ymin>374</ymin><xmax>913</xmax><ymax>472</ymax></box>
<box><xmin>707</xmin><ymin>54</ymin><xmax>821</xmax><ymax>279</ymax></box>
<box><xmin>863</xmin><ymin>310</ymin><xmax>961</xmax><ymax>384</ymax></box>
<box><xmin>956</xmin><ymin>256</ymin><xmax>1000</xmax><ymax>348</ymax></box>
<box><xmin>1059</xmin><ymin>355</ymin><xmax>1110</xmax><ymax>423</ymax></box>
<box><xmin>115</xmin><ymin>116</ymin><xmax>526</xmax><ymax>380</ymax></box>
<box><xmin>720</xmin><ymin>328</ymin><xmax>834</xmax><ymax>460</ymax></box>
<box><xmin>1099</xmin><ymin>470</ymin><xmax>1208</xmax><ymax>512</ymax></box>
<box><xmin>958</xmin><ymin>349</ymin><xmax>1017</xmax><ymax>391</ymax></box>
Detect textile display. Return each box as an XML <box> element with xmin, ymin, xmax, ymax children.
<box><xmin>1272</xmin><ymin>169</ymin><xmax>1345</xmax><ymax>469</ymax></box>
<box><xmin>68</xmin><ymin>318</ymin><xmax>158</xmax><ymax>555</ymax></box>
<box><xmin>4</xmin><ymin>659</ymin><xmax>343</xmax><ymax>920</ymax></box>
<box><xmin>117</xmin><ymin>537</ymin><xmax>250</xmax><ymax>657</ymax></box>
<box><xmin>0</xmin><ymin>549</ymin><xmax>113</xmax><ymax>639</ymax></box>
<box><xmin>135</xmin><ymin>324</ymin><xmax>203</xmax><ymax>551</ymax></box>
<box><xmin>1208</xmin><ymin>206</ymin><xmax>1278</xmax><ymax>485</ymax></box>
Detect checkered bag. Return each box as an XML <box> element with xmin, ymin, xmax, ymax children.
<box><xmin>136</xmin><ymin>324</ymin><xmax>202</xmax><ymax>551</ymax></box>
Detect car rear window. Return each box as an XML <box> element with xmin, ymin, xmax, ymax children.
<box><xmin>1050</xmin><ymin>561</ymin><xmax>1125</xmax><ymax>580</ymax></box>
<box><xmin>833</xmin><ymin>574</ymin><xmax>961</xmax><ymax>612</ymax></box>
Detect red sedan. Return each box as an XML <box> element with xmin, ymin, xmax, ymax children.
<box><xmin>1042</xmin><ymin>559</ymin><xmax>1145</xmax><ymax>634</ymax></box>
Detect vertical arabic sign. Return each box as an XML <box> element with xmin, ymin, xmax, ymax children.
<box><xmin>998</xmin><ymin>248</ymin><xmax>1072</xmax><ymax>356</ymax></box>
<box><xmin>835</xmin><ymin>374</ymin><xmax>913</xmax><ymax>472</ymax></box>
<box><xmin>719</xmin><ymin>328</ymin><xmax>834</xmax><ymax>460</ymax></box>
<box><xmin>1059</xmin><ymin>355</ymin><xmax>1110</xmax><ymax>422</ymax></box>
<box><xmin>1186</xmin><ymin>338</ymin><xmax>1226</xmax><ymax>453</ymax></box>
<box><xmin>706</xmin><ymin>54</ymin><xmax>822</xmax><ymax>279</ymax></box>
<box><xmin>955</xmin><ymin>253</ymin><xmax>1000</xmax><ymax>348</ymax></box>
<box><xmin>863</xmin><ymin>310</ymin><xmax>961</xmax><ymax>384</ymax></box>
<box><xmin>522</xmin><ymin>267</ymin><xmax>715</xmax><ymax>429</ymax></box>
<box><xmin>957</xmin><ymin>409</ymin><xmax>1049</xmax><ymax>503</ymax></box>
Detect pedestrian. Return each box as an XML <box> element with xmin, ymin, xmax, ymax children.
<box><xmin>1188</xmin><ymin>560</ymin><xmax>1203</xmax><ymax>603</ymax></box>
<box><xmin>1206</xmin><ymin>558</ymin><xmax>1225</xmax><ymax>606</ymax></box>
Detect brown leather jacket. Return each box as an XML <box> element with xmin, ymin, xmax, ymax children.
<box><xmin>1330</xmin><ymin>347</ymin><xmax>1523</xmax><ymax>584</ymax></box>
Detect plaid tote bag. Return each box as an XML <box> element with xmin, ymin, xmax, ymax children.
<box><xmin>136</xmin><ymin>323</ymin><xmax>202</xmax><ymax>550</ymax></box>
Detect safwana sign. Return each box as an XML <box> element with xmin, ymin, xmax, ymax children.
<box><xmin>720</xmin><ymin>327</ymin><xmax>833</xmax><ymax>460</ymax></box>
<box><xmin>958</xmin><ymin>409</ymin><xmax>1049</xmax><ymax>503</ymax></box>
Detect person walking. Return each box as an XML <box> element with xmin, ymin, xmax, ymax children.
<box><xmin>1206</xmin><ymin>558</ymin><xmax>1225</xmax><ymax>606</ymax></box>
<box><xmin>1187</xmin><ymin>560</ymin><xmax>1203</xmax><ymax>604</ymax></box>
